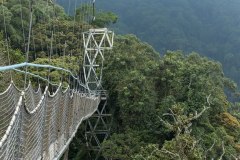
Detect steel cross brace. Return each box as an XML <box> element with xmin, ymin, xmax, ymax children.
<box><xmin>83</xmin><ymin>28</ymin><xmax>114</xmax><ymax>91</ymax></box>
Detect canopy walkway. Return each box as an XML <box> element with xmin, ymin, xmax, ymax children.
<box><xmin>0</xmin><ymin>32</ymin><xmax>113</xmax><ymax>159</ymax></box>
<box><xmin>0</xmin><ymin>0</ymin><xmax>114</xmax><ymax>159</ymax></box>
<box><xmin>0</xmin><ymin>80</ymin><xmax>99</xmax><ymax>160</ymax></box>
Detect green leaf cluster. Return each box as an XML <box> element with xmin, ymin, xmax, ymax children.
<box><xmin>0</xmin><ymin>1</ymin><xmax>239</xmax><ymax>159</ymax></box>
<box><xmin>101</xmin><ymin>35</ymin><xmax>240</xmax><ymax>159</ymax></box>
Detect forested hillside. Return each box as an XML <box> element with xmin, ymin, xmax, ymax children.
<box><xmin>100</xmin><ymin>35</ymin><xmax>240</xmax><ymax>159</ymax></box>
<box><xmin>97</xmin><ymin>0</ymin><xmax>240</xmax><ymax>87</ymax></box>
<box><xmin>0</xmin><ymin>0</ymin><xmax>240</xmax><ymax>159</ymax></box>
<box><xmin>57</xmin><ymin>0</ymin><xmax>240</xmax><ymax>86</ymax></box>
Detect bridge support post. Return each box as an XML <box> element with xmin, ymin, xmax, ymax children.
<box><xmin>82</xmin><ymin>27</ymin><xmax>114</xmax><ymax>160</ymax></box>
<box><xmin>83</xmin><ymin>28</ymin><xmax>114</xmax><ymax>91</ymax></box>
<box><xmin>85</xmin><ymin>91</ymin><xmax>112</xmax><ymax>160</ymax></box>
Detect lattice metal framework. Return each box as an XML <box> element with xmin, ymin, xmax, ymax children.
<box><xmin>0</xmin><ymin>0</ymin><xmax>115</xmax><ymax>159</ymax></box>
<box><xmin>83</xmin><ymin>28</ymin><xmax>114</xmax><ymax>91</ymax></box>
<box><xmin>85</xmin><ymin>91</ymin><xmax>112</xmax><ymax>160</ymax></box>
<box><xmin>82</xmin><ymin>27</ymin><xmax>114</xmax><ymax>160</ymax></box>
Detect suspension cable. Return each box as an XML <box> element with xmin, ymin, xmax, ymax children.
<box><xmin>48</xmin><ymin>31</ymin><xmax>54</xmax><ymax>87</ymax></box>
<box><xmin>24</xmin><ymin>0</ymin><xmax>34</xmax><ymax>89</ymax></box>
<box><xmin>26</xmin><ymin>0</ymin><xmax>33</xmax><ymax>63</ymax></box>
<box><xmin>19</xmin><ymin>0</ymin><xmax>27</xmax><ymax>52</ymax></box>
<box><xmin>92</xmin><ymin>0</ymin><xmax>95</xmax><ymax>22</ymax></box>
<box><xmin>1</xmin><ymin>1</ymin><xmax>12</xmax><ymax>81</ymax></box>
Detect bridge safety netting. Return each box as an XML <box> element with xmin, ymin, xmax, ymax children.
<box><xmin>0</xmin><ymin>0</ymin><xmax>114</xmax><ymax>159</ymax></box>
<box><xmin>0</xmin><ymin>82</ymin><xmax>99</xmax><ymax>160</ymax></box>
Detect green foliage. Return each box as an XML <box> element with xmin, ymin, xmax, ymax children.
<box><xmin>0</xmin><ymin>0</ymin><xmax>67</xmax><ymax>50</ymax></box>
<box><xmin>93</xmin><ymin>11</ymin><xmax>117</xmax><ymax>28</ymax></box>
<box><xmin>101</xmin><ymin>36</ymin><xmax>240</xmax><ymax>159</ymax></box>
<box><xmin>0</xmin><ymin>33</ymin><xmax>24</xmax><ymax>91</ymax></box>
<box><xmin>0</xmin><ymin>1</ymin><xmax>239</xmax><ymax>159</ymax></box>
<box><xmin>31</xmin><ymin>18</ymin><xmax>87</xmax><ymax>60</ymax></box>
<box><xmin>75</xmin><ymin>4</ymin><xmax>118</xmax><ymax>27</ymax></box>
<box><xmin>157</xmin><ymin>51</ymin><xmax>232</xmax><ymax>115</ymax></box>
<box><xmin>161</xmin><ymin>134</ymin><xmax>203</xmax><ymax>160</ymax></box>
<box><xmin>103</xmin><ymin>35</ymin><xmax>159</xmax><ymax>131</ymax></box>
<box><xmin>102</xmin><ymin>130</ymin><xmax>146</xmax><ymax>160</ymax></box>
<box><xmin>0</xmin><ymin>0</ymin><xmax>82</xmax><ymax>92</ymax></box>
<box><xmin>133</xmin><ymin>135</ymin><xmax>204</xmax><ymax>160</ymax></box>
<box><xmin>94</xmin><ymin>0</ymin><xmax>240</xmax><ymax>88</ymax></box>
<box><xmin>75</xmin><ymin>4</ymin><xmax>92</xmax><ymax>23</ymax></box>
<box><xmin>30</xmin><ymin>56</ymin><xmax>80</xmax><ymax>88</ymax></box>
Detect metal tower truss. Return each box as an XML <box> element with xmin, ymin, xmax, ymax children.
<box><xmin>83</xmin><ymin>28</ymin><xmax>114</xmax><ymax>160</ymax></box>
<box><xmin>83</xmin><ymin>28</ymin><xmax>114</xmax><ymax>91</ymax></box>
<box><xmin>85</xmin><ymin>91</ymin><xmax>112</xmax><ymax>160</ymax></box>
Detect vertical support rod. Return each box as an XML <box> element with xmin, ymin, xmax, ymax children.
<box><xmin>24</xmin><ymin>0</ymin><xmax>33</xmax><ymax>89</ymax></box>
<box><xmin>92</xmin><ymin>0</ymin><xmax>95</xmax><ymax>22</ymax></box>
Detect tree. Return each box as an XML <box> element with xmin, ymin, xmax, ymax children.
<box><xmin>93</xmin><ymin>11</ymin><xmax>117</xmax><ymax>28</ymax></box>
<box><xmin>102</xmin><ymin>49</ymin><xmax>240</xmax><ymax>159</ymax></box>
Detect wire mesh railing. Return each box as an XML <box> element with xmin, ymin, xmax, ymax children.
<box><xmin>0</xmin><ymin>0</ymin><xmax>114</xmax><ymax>159</ymax></box>
<box><xmin>0</xmin><ymin>80</ymin><xmax>100</xmax><ymax>160</ymax></box>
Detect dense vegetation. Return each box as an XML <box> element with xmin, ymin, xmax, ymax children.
<box><xmin>101</xmin><ymin>35</ymin><xmax>240</xmax><ymax>159</ymax></box>
<box><xmin>0</xmin><ymin>0</ymin><xmax>87</xmax><ymax>89</ymax></box>
<box><xmin>58</xmin><ymin>0</ymin><xmax>240</xmax><ymax>87</ymax></box>
<box><xmin>0</xmin><ymin>0</ymin><xmax>240</xmax><ymax>159</ymax></box>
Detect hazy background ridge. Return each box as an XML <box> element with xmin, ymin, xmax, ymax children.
<box><xmin>57</xmin><ymin>0</ymin><xmax>240</xmax><ymax>85</ymax></box>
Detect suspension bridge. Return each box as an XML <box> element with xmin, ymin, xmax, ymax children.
<box><xmin>0</xmin><ymin>0</ymin><xmax>113</xmax><ymax>159</ymax></box>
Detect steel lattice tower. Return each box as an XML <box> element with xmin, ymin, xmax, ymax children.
<box><xmin>83</xmin><ymin>27</ymin><xmax>114</xmax><ymax>160</ymax></box>
<box><xmin>85</xmin><ymin>91</ymin><xmax>112</xmax><ymax>160</ymax></box>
